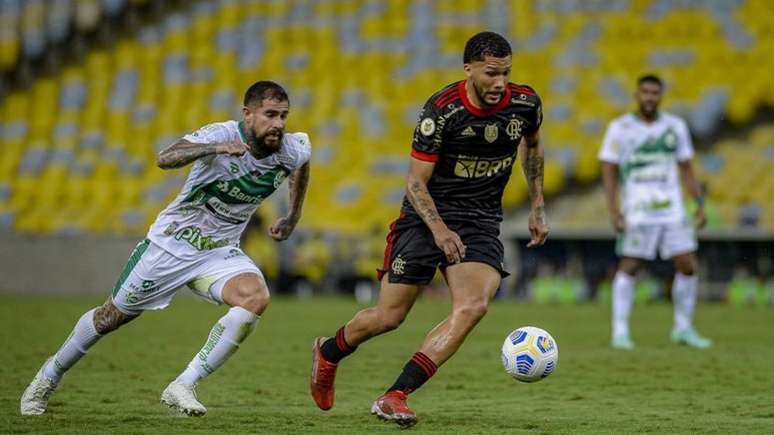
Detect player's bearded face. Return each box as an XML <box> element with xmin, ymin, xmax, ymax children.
<box><xmin>243</xmin><ymin>98</ymin><xmax>289</xmax><ymax>155</ymax></box>
<box><xmin>636</xmin><ymin>82</ymin><xmax>662</xmax><ymax>118</ymax></box>
<box><xmin>465</xmin><ymin>55</ymin><xmax>512</xmax><ymax>106</ymax></box>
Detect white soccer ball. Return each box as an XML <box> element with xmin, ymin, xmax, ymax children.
<box><xmin>501</xmin><ymin>326</ymin><xmax>558</xmax><ymax>382</ymax></box>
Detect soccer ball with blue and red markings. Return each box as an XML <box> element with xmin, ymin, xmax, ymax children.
<box><xmin>501</xmin><ymin>326</ymin><xmax>558</xmax><ymax>383</ymax></box>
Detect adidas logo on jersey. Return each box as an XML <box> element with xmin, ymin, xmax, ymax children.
<box><xmin>461</xmin><ymin>126</ymin><xmax>476</xmax><ymax>137</ymax></box>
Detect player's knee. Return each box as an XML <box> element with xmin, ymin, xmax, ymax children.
<box><xmin>619</xmin><ymin>259</ymin><xmax>640</xmax><ymax>275</ymax></box>
<box><xmin>223</xmin><ymin>274</ymin><xmax>271</xmax><ymax>315</ymax></box>
<box><xmin>238</xmin><ymin>290</ymin><xmax>270</xmax><ymax>315</ymax></box>
<box><xmin>93</xmin><ymin>302</ymin><xmax>132</xmax><ymax>334</ymax></box>
<box><xmin>674</xmin><ymin>256</ymin><xmax>696</xmax><ymax>275</ymax></box>
<box><xmin>454</xmin><ymin>301</ymin><xmax>488</xmax><ymax>323</ymax></box>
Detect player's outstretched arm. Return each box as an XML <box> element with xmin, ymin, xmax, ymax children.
<box><xmin>157</xmin><ymin>139</ymin><xmax>248</xmax><ymax>169</ymax></box>
<box><xmin>601</xmin><ymin>162</ymin><xmax>624</xmax><ymax>232</ymax></box>
<box><xmin>678</xmin><ymin>160</ymin><xmax>706</xmax><ymax>229</ymax></box>
<box><xmin>520</xmin><ymin>130</ymin><xmax>549</xmax><ymax>247</ymax></box>
<box><xmin>406</xmin><ymin>158</ymin><xmax>466</xmax><ymax>263</ymax></box>
<box><xmin>269</xmin><ymin>161</ymin><xmax>310</xmax><ymax>241</ymax></box>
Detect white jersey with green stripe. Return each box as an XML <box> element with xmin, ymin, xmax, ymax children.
<box><xmin>598</xmin><ymin>112</ymin><xmax>693</xmax><ymax>226</ymax></box>
<box><xmin>147</xmin><ymin>120</ymin><xmax>311</xmax><ymax>260</ymax></box>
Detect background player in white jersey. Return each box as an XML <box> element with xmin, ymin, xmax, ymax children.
<box><xmin>20</xmin><ymin>81</ymin><xmax>311</xmax><ymax>416</ymax></box>
<box><xmin>599</xmin><ymin>74</ymin><xmax>711</xmax><ymax>351</ymax></box>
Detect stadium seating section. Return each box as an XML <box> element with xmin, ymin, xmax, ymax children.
<box><xmin>1</xmin><ymin>0</ymin><xmax>772</xmax><ymax>236</ymax></box>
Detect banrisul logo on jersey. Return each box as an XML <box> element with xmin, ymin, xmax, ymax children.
<box><xmin>183</xmin><ymin>166</ymin><xmax>291</xmax><ymax>223</ymax></box>
<box><xmin>623</xmin><ymin>128</ymin><xmax>678</xmax><ymax>182</ymax></box>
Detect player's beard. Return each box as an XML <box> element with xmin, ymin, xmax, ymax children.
<box><xmin>638</xmin><ymin>103</ymin><xmax>658</xmax><ymax>119</ymax></box>
<box><xmin>248</xmin><ymin>129</ymin><xmax>283</xmax><ymax>158</ymax></box>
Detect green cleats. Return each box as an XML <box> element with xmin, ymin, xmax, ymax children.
<box><xmin>671</xmin><ymin>328</ymin><xmax>713</xmax><ymax>349</ymax></box>
<box><xmin>611</xmin><ymin>335</ymin><xmax>635</xmax><ymax>350</ymax></box>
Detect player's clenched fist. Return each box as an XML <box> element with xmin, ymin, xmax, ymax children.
<box><xmin>432</xmin><ymin>227</ymin><xmax>466</xmax><ymax>264</ymax></box>
<box><xmin>216</xmin><ymin>140</ymin><xmax>250</xmax><ymax>156</ymax></box>
<box><xmin>268</xmin><ymin>216</ymin><xmax>297</xmax><ymax>241</ymax></box>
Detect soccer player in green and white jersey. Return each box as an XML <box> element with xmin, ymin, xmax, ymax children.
<box><xmin>599</xmin><ymin>74</ymin><xmax>711</xmax><ymax>351</ymax></box>
<box><xmin>21</xmin><ymin>81</ymin><xmax>311</xmax><ymax>416</ymax></box>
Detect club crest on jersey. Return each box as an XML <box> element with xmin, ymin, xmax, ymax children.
<box><xmin>273</xmin><ymin>170</ymin><xmax>288</xmax><ymax>188</ymax></box>
<box><xmin>229</xmin><ymin>162</ymin><xmax>240</xmax><ymax>174</ymax></box>
<box><xmin>420</xmin><ymin>118</ymin><xmax>436</xmax><ymax>136</ymax></box>
<box><xmin>391</xmin><ymin>256</ymin><xmax>406</xmax><ymax>275</ymax></box>
<box><xmin>507</xmin><ymin>118</ymin><xmax>523</xmax><ymax>140</ymax></box>
<box><xmin>484</xmin><ymin>124</ymin><xmax>499</xmax><ymax>143</ymax></box>
<box><xmin>664</xmin><ymin>130</ymin><xmax>677</xmax><ymax>149</ymax></box>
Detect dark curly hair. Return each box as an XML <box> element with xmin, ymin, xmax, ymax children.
<box><xmin>463</xmin><ymin>31</ymin><xmax>512</xmax><ymax>63</ymax></box>
<box><xmin>638</xmin><ymin>74</ymin><xmax>663</xmax><ymax>89</ymax></box>
<box><xmin>244</xmin><ymin>80</ymin><xmax>289</xmax><ymax>106</ymax></box>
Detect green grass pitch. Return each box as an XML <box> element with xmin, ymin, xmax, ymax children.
<box><xmin>1</xmin><ymin>295</ymin><xmax>772</xmax><ymax>434</ymax></box>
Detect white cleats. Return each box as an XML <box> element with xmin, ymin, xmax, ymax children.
<box><xmin>160</xmin><ymin>381</ymin><xmax>207</xmax><ymax>417</ymax></box>
<box><xmin>20</xmin><ymin>359</ymin><xmax>59</xmax><ymax>415</ymax></box>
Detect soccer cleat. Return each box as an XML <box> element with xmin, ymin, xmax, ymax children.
<box><xmin>371</xmin><ymin>390</ymin><xmax>418</xmax><ymax>428</ymax></box>
<box><xmin>20</xmin><ymin>359</ymin><xmax>59</xmax><ymax>415</ymax></box>
<box><xmin>160</xmin><ymin>381</ymin><xmax>207</xmax><ymax>416</ymax></box>
<box><xmin>611</xmin><ymin>335</ymin><xmax>635</xmax><ymax>350</ymax></box>
<box><xmin>310</xmin><ymin>337</ymin><xmax>338</xmax><ymax>410</ymax></box>
<box><xmin>671</xmin><ymin>328</ymin><xmax>712</xmax><ymax>349</ymax></box>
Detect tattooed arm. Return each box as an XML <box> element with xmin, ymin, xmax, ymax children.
<box><xmin>269</xmin><ymin>162</ymin><xmax>310</xmax><ymax>241</ymax></box>
<box><xmin>406</xmin><ymin>158</ymin><xmax>466</xmax><ymax>263</ymax></box>
<box><xmin>520</xmin><ymin>130</ymin><xmax>549</xmax><ymax>247</ymax></box>
<box><xmin>156</xmin><ymin>139</ymin><xmax>248</xmax><ymax>169</ymax></box>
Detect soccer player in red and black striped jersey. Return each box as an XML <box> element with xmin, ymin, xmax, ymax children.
<box><xmin>310</xmin><ymin>31</ymin><xmax>549</xmax><ymax>427</ymax></box>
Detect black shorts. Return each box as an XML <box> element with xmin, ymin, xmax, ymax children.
<box><xmin>376</xmin><ymin>214</ymin><xmax>509</xmax><ymax>285</ymax></box>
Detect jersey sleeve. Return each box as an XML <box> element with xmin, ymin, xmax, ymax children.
<box><xmin>180</xmin><ymin>122</ymin><xmax>232</xmax><ymax>165</ymax></box>
<box><xmin>674</xmin><ymin>118</ymin><xmax>694</xmax><ymax>161</ymax></box>
<box><xmin>598</xmin><ymin>121</ymin><xmax>620</xmax><ymax>163</ymax></box>
<box><xmin>284</xmin><ymin>133</ymin><xmax>312</xmax><ymax>170</ymax></box>
<box><xmin>410</xmin><ymin>98</ymin><xmax>445</xmax><ymax>162</ymax></box>
<box><xmin>524</xmin><ymin>92</ymin><xmax>543</xmax><ymax>135</ymax></box>
<box><xmin>182</xmin><ymin>122</ymin><xmax>231</xmax><ymax>144</ymax></box>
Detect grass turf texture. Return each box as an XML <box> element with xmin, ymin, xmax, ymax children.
<box><xmin>1</xmin><ymin>295</ymin><xmax>772</xmax><ymax>434</ymax></box>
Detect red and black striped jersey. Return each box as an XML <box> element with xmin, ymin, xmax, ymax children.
<box><xmin>402</xmin><ymin>80</ymin><xmax>543</xmax><ymax>224</ymax></box>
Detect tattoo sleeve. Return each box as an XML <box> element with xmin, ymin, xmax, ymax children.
<box><xmin>521</xmin><ymin>133</ymin><xmax>546</xmax><ymax>218</ymax></box>
<box><xmin>407</xmin><ymin>179</ymin><xmax>442</xmax><ymax>227</ymax></box>
<box><xmin>287</xmin><ymin>162</ymin><xmax>310</xmax><ymax>223</ymax></box>
<box><xmin>93</xmin><ymin>299</ymin><xmax>136</xmax><ymax>334</ymax></box>
<box><xmin>157</xmin><ymin>140</ymin><xmax>218</xmax><ymax>169</ymax></box>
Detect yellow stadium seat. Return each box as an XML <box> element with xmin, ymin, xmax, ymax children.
<box><xmin>2</xmin><ymin>0</ymin><xmax>772</xmax><ymax>235</ymax></box>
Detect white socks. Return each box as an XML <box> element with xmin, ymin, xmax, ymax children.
<box><xmin>43</xmin><ymin>308</ymin><xmax>102</xmax><ymax>383</ymax></box>
<box><xmin>176</xmin><ymin>306</ymin><xmax>258</xmax><ymax>386</ymax></box>
<box><xmin>612</xmin><ymin>271</ymin><xmax>635</xmax><ymax>339</ymax></box>
<box><xmin>672</xmin><ymin>272</ymin><xmax>698</xmax><ymax>333</ymax></box>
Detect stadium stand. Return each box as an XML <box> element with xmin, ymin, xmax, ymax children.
<box><xmin>0</xmin><ymin>0</ymin><xmax>773</xmax><ymax>238</ymax></box>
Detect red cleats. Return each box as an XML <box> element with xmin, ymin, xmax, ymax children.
<box><xmin>371</xmin><ymin>390</ymin><xmax>418</xmax><ymax>428</ymax></box>
<box><xmin>310</xmin><ymin>337</ymin><xmax>338</xmax><ymax>410</ymax></box>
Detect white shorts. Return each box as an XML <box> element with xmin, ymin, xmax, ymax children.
<box><xmin>617</xmin><ymin>221</ymin><xmax>697</xmax><ymax>261</ymax></box>
<box><xmin>111</xmin><ymin>239</ymin><xmax>263</xmax><ymax>315</ymax></box>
